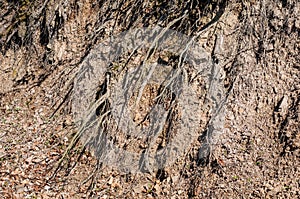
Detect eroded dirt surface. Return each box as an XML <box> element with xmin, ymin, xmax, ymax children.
<box><xmin>0</xmin><ymin>0</ymin><xmax>299</xmax><ymax>198</ymax></box>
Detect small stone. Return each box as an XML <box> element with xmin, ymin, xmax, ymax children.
<box><xmin>171</xmin><ymin>175</ymin><xmax>179</xmax><ymax>183</ymax></box>
<box><xmin>102</xmin><ymin>195</ymin><xmax>108</xmax><ymax>199</ymax></box>
<box><xmin>44</xmin><ymin>185</ymin><xmax>51</xmax><ymax>191</ymax></box>
<box><xmin>15</xmin><ymin>185</ymin><xmax>26</xmax><ymax>194</ymax></box>
<box><xmin>108</xmin><ymin>177</ymin><xmax>113</xmax><ymax>185</ymax></box>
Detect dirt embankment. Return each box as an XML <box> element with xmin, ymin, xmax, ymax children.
<box><xmin>0</xmin><ymin>0</ymin><xmax>299</xmax><ymax>198</ymax></box>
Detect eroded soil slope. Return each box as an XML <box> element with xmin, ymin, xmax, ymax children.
<box><xmin>0</xmin><ymin>0</ymin><xmax>299</xmax><ymax>198</ymax></box>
